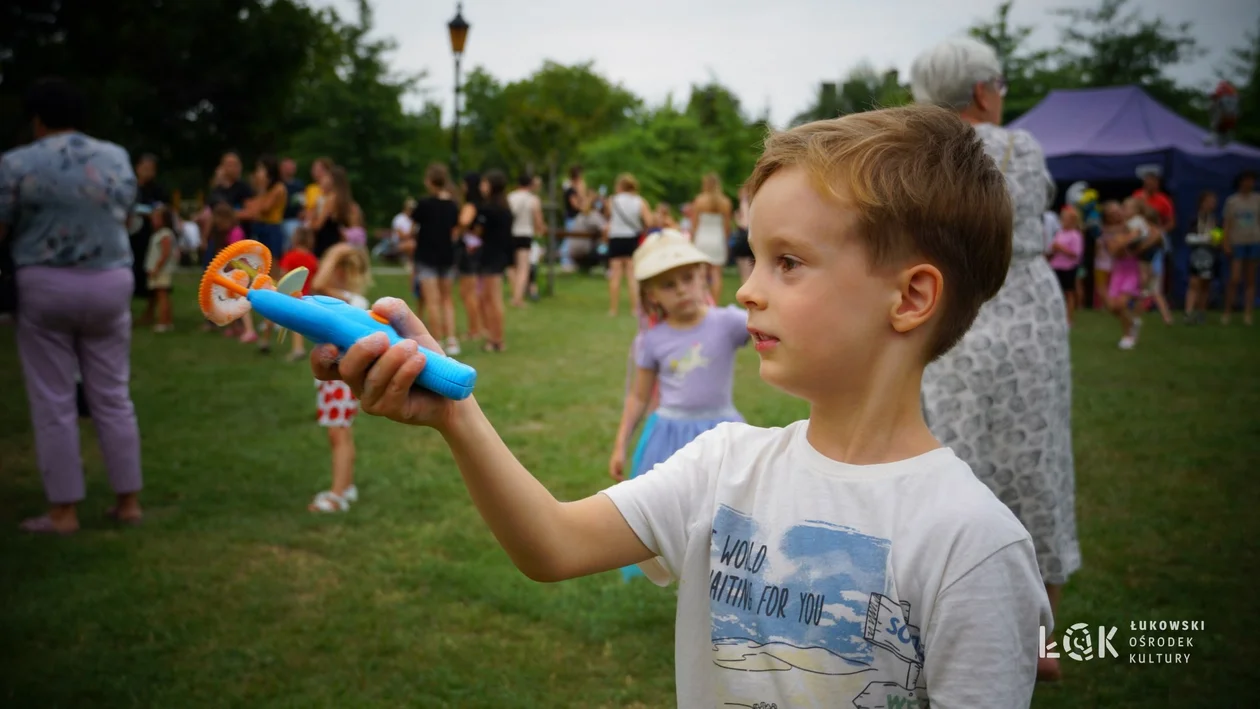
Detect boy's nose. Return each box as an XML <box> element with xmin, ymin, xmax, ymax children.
<box><xmin>736</xmin><ymin>272</ymin><xmax>764</xmax><ymax>310</ymax></box>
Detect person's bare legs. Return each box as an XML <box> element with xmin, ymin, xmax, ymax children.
<box><xmin>458</xmin><ymin>275</ymin><xmax>483</xmax><ymax>339</ymax></box>
<box><xmin>1063</xmin><ymin>287</ymin><xmax>1076</xmax><ymax>326</ymax></box>
<box><xmin>438</xmin><ymin>277</ymin><xmax>457</xmax><ymax>341</ymax></box>
<box><xmin>1095</xmin><ymin>270</ymin><xmax>1110</xmax><ymax>310</ymax></box>
<box><xmin>1244</xmin><ymin>259</ymin><xmax>1257</xmax><ymax>325</ymax></box>
<box><xmin>511</xmin><ymin>248</ymin><xmax>531</xmax><ymax>307</ymax></box>
<box><xmin>419</xmin><ymin>277</ymin><xmax>445</xmax><ymax>341</ymax></box>
<box><xmin>1038</xmin><ymin>583</ymin><xmax>1064</xmax><ymax>681</ymax></box>
<box><xmin>607</xmin><ymin>258</ymin><xmax>624</xmax><ymax>316</ymax></box>
<box><xmin>155</xmin><ymin>289</ymin><xmax>172</xmax><ymax>328</ymax></box>
<box><xmin>318</xmin><ymin>427</ymin><xmax>355</xmax><ymax>502</ymax></box>
<box><xmin>1110</xmin><ymin>295</ymin><xmax>1135</xmax><ymax>341</ymax></box>
<box><xmin>1147</xmin><ymin>261</ymin><xmax>1173</xmax><ymax>324</ymax></box>
<box><xmin>1224</xmin><ymin>259</ymin><xmax>1243</xmax><ymax>324</ymax></box>
<box><xmin>482</xmin><ymin>275</ymin><xmax>506</xmax><ymax>347</ymax></box>
<box><xmin>288</xmin><ymin>333</ymin><xmax>307</xmax><ymax>361</ymax></box>
<box><xmin>239</xmin><ymin>312</ymin><xmax>258</xmax><ymax>341</ymax></box>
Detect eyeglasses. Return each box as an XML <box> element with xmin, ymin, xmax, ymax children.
<box><xmin>991</xmin><ymin>76</ymin><xmax>1008</xmax><ymax>98</ymax></box>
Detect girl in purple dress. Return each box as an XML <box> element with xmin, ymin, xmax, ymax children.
<box><xmin>609</xmin><ymin>230</ymin><xmax>750</xmax><ymax>581</ymax></box>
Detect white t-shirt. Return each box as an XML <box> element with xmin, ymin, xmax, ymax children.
<box><xmin>602</xmin><ymin>420</ymin><xmax>1049</xmax><ymax>709</ymax></box>
<box><xmin>391</xmin><ymin>212</ymin><xmax>414</xmax><ymax>239</ymax></box>
<box><xmin>508</xmin><ymin>189</ymin><xmax>539</xmax><ymax>237</ymax></box>
<box><xmin>179</xmin><ymin>220</ymin><xmax>201</xmax><ymax>252</ymax></box>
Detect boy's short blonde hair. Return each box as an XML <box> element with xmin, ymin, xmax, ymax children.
<box><xmin>745</xmin><ymin>104</ymin><xmax>1012</xmax><ymax>361</ymax></box>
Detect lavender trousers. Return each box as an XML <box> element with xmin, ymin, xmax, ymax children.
<box><xmin>16</xmin><ymin>266</ymin><xmax>143</xmax><ymax>504</ymax></box>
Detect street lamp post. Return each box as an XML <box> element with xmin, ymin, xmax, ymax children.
<box><xmin>448</xmin><ymin>3</ymin><xmax>470</xmax><ymax>178</ymax></box>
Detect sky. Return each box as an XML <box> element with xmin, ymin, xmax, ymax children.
<box><xmin>313</xmin><ymin>0</ymin><xmax>1258</xmax><ymax>128</ymax></box>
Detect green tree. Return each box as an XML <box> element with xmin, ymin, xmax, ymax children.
<box><xmin>791</xmin><ymin>63</ymin><xmax>911</xmax><ymax>126</ymax></box>
<box><xmin>1053</xmin><ymin>0</ymin><xmax>1205</xmax><ymax>120</ymax></box>
<box><xmin>0</xmin><ymin>0</ymin><xmax>329</xmax><ymax>192</ymax></box>
<box><xmin>492</xmin><ymin>61</ymin><xmax>640</xmax><ymax>180</ymax></box>
<box><xmin>458</xmin><ymin>67</ymin><xmax>510</xmax><ymax>174</ymax></box>
<box><xmin>284</xmin><ymin>0</ymin><xmax>446</xmax><ymax>225</ymax></box>
<box><xmin>685</xmin><ymin>80</ymin><xmax>768</xmax><ymax>197</ymax></box>
<box><xmin>1224</xmin><ymin>17</ymin><xmax>1260</xmax><ymax>146</ymax></box>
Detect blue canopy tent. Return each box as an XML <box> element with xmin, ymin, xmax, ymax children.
<box><xmin>1009</xmin><ymin>85</ymin><xmax>1260</xmax><ymax>305</ymax></box>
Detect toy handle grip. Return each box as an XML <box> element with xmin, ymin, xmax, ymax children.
<box><xmin>402</xmin><ymin>341</ymin><xmax>477</xmax><ymax>401</ymax></box>
<box><xmin>249</xmin><ymin>290</ymin><xmax>476</xmax><ymax>400</ymax></box>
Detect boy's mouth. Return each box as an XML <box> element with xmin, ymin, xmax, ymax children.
<box><xmin>748</xmin><ymin>327</ymin><xmax>779</xmax><ymax>352</ymax></box>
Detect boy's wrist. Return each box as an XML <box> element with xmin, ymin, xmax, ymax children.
<box><xmin>434</xmin><ymin>396</ymin><xmax>483</xmax><ymax>440</ymax></box>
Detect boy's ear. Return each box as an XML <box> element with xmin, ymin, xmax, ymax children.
<box><xmin>889</xmin><ymin>263</ymin><xmax>942</xmax><ymax>335</ymax></box>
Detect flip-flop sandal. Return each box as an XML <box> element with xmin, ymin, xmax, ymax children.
<box><xmin>18</xmin><ymin>515</ymin><xmax>77</xmax><ymax>535</ymax></box>
<box><xmin>104</xmin><ymin>508</ymin><xmax>144</xmax><ymax>526</ymax></box>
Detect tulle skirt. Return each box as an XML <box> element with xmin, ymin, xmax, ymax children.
<box><xmin>621</xmin><ymin>405</ymin><xmax>743</xmax><ymax>582</ymax></box>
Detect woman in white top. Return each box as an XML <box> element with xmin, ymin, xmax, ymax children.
<box><xmin>602</xmin><ymin>172</ymin><xmax>654</xmax><ymax>316</ymax></box>
<box><xmin>690</xmin><ymin>172</ymin><xmax>733</xmax><ymax>302</ymax></box>
<box><xmin>507</xmin><ymin>173</ymin><xmax>544</xmax><ymax>308</ymax></box>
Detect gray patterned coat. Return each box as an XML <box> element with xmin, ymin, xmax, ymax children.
<box><xmin>922</xmin><ymin>122</ymin><xmax>1081</xmax><ymax>586</ymax></box>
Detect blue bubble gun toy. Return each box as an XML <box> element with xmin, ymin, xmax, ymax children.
<box><xmin>198</xmin><ymin>240</ymin><xmax>476</xmax><ymax>400</ymax></box>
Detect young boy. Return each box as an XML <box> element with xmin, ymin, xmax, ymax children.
<box><xmin>311</xmin><ymin>105</ymin><xmax>1051</xmax><ymax>708</ymax></box>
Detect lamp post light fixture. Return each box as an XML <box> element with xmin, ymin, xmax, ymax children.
<box><xmin>448</xmin><ymin>3</ymin><xmax>470</xmax><ymax>177</ymax></box>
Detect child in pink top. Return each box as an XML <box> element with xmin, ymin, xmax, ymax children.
<box><xmin>1046</xmin><ymin>205</ymin><xmax>1084</xmax><ymax>325</ymax></box>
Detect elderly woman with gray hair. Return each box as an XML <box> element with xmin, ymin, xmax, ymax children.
<box><xmin>911</xmin><ymin>37</ymin><xmax>1078</xmax><ymax>682</ymax></box>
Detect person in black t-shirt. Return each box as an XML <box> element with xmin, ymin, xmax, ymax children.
<box><xmin>406</xmin><ymin>163</ymin><xmax>462</xmax><ymax>355</ymax></box>
<box><xmin>206</xmin><ymin>152</ymin><xmax>255</xmax><ymax>212</ymax></box>
<box><xmin>476</xmin><ymin>169</ymin><xmax>513</xmax><ymax>352</ymax></box>
<box><xmin>129</xmin><ymin>154</ymin><xmax>169</xmax><ymax>300</ymax></box>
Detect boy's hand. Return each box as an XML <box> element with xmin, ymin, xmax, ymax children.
<box><xmin>309</xmin><ymin>297</ymin><xmax>458</xmax><ymax>430</ymax></box>
<box><xmin>609</xmin><ymin>448</ymin><xmax>626</xmax><ymax>482</ymax></box>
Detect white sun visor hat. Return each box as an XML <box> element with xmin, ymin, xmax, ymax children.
<box><xmin>633</xmin><ymin>229</ymin><xmax>712</xmax><ymax>283</ymax></box>
<box><xmin>1135</xmin><ymin>164</ymin><xmax>1163</xmax><ymax>180</ymax></box>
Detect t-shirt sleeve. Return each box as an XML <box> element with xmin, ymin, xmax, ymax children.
<box><xmin>600</xmin><ymin>423</ymin><xmax>729</xmax><ymax>584</ymax></box>
<box><xmin>1224</xmin><ymin>196</ymin><xmax>1238</xmax><ymax>226</ymax></box>
<box><xmin>921</xmin><ymin>539</ymin><xmax>1049</xmax><ymax>709</ymax></box>
<box><xmin>634</xmin><ymin>328</ymin><xmax>659</xmax><ymax>371</ymax></box>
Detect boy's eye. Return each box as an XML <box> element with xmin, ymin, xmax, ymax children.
<box><xmin>778</xmin><ymin>256</ymin><xmax>800</xmax><ymax>272</ymax></box>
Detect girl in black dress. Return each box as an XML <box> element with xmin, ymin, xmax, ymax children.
<box><xmin>455</xmin><ymin>172</ymin><xmax>487</xmax><ymax>344</ymax></box>
<box><xmin>477</xmin><ymin>169</ymin><xmax>513</xmax><ymax>352</ymax></box>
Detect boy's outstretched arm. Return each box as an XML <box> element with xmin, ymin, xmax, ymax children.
<box><xmin>310</xmin><ymin>297</ymin><xmax>655</xmax><ymax>583</ymax></box>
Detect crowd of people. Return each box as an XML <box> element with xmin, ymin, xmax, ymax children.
<box><xmin>1039</xmin><ymin>166</ymin><xmax>1258</xmax><ymax>341</ymax></box>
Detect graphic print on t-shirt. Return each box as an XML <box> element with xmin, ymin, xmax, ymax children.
<box><xmin>668</xmin><ymin>342</ymin><xmax>710</xmax><ymax>378</ymax></box>
<box><xmin>709</xmin><ymin>504</ymin><xmax>925</xmax><ymax>708</ymax></box>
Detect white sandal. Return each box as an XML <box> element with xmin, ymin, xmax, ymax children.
<box><xmin>309</xmin><ymin>490</ymin><xmax>350</xmax><ymax>513</ymax></box>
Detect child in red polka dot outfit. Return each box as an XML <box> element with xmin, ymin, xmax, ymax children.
<box><xmin>308</xmin><ymin>243</ymin><xmax>373</xmax><ymax>512</ymax></box>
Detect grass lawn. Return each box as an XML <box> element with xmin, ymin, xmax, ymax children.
<box><xmin>1</xmin><ymin>269</ymin><xmax>1257</xmax><ymax>708</ymax></box>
